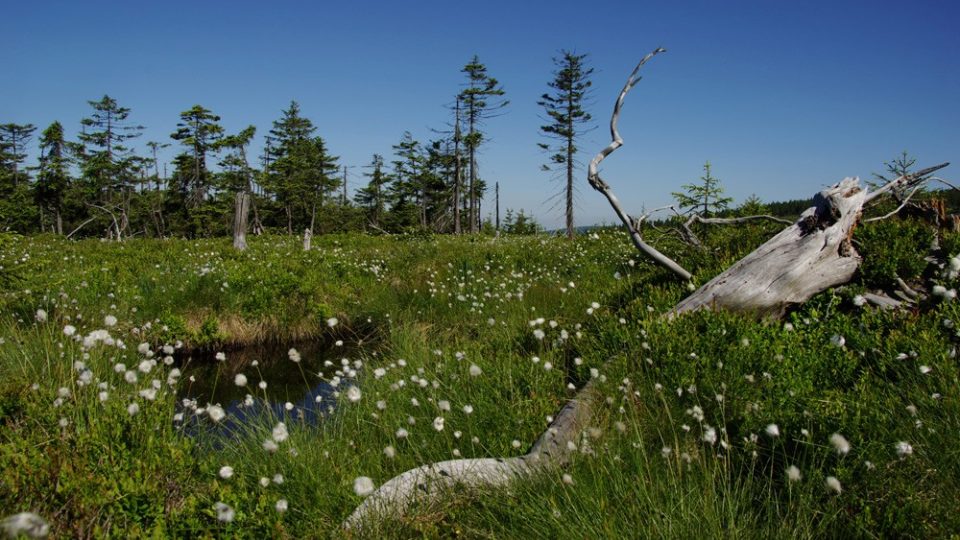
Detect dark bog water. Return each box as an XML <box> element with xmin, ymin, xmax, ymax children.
<box><xmin>176</xmin><ymin>338</ymin><xmax>368</xmax><ymax>429</ymax></box>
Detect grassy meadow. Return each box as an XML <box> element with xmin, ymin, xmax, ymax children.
<box><xmin>1</xmin><ymin>220</ymin><xmax>959</xmax><ymax>538</ymax></box>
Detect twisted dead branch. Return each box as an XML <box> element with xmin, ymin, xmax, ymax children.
<box><xmin>587</xmin><ymin>48</ymin><xmax>693</xmax><ymax>281</ymax></box>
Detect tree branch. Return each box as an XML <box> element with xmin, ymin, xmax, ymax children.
<box><xmin>587</xmin><ymin>48</ymin><xmax>692</xmax><ymax>281</ymax></box>
<box><xmin>863</xmin><ymin>162</ymin><xmax>949</xmax><ymax>204</ymax></box>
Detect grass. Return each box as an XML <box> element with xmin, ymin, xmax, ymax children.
<box><xmin>1</xmin><ymin>221</ymin><xmax>958</xmax><ymax>538</ymax></box>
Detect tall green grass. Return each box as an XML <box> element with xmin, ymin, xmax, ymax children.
<box><xmin>1</xmin><ymin>223</ymin><xmax>958</xmax><ymax>537</ymax></box>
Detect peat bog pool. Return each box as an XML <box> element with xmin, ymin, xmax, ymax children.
<box><xmin>175</xmin><ymin>337</ymin><xmax>372</xmax><ymax>432</ymax></box>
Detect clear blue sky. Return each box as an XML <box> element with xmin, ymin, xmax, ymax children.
<box><xmin>3</xmin><ymin>0</ymin><xmax>958</xmax><ymax>229</ymax></box>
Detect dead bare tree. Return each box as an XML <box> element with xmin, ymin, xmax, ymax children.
<box><xmin>233</xmin><ymin>191</ymin><xmax>250</xmax><ymax>250</ymax></box>
<box><xmin>303</xmin><ymin>227</ymin><xmax>312</xmax><ymax>251</ymax></box>
<box><xmin>342</xmin><ymin>47</ymin><xmax>949</xmax><ymax>530</ymax></box>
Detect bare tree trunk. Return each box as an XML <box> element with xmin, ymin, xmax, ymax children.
<box><xmin>495</xmin><ymin>181</ymin><xmax>500</xmax><ymax>232</ymax></box>
<box><xmin>233</xmin><ymin>191</ymin><xmax>250</xmax><ymax>250</ymax></box>
<box><xmin>251</xmin><ymin>198</ymin><xmax>264</xmax><ymax>235</ymax></box>
<box><xmin>303</xmin><ymin>227</ymin><xmax>312</xmax><ymax>251</ymax></box>
<box><xmin>454</xmin><ymin>98</ymin><xmax>463</xmax><ymax>235</ymax></box>
<box><xmin>566</xmin><ymin>91</ymin><xmax>575</xmax><ymax>240</ymax></box>
<box><xmin>469</xmin><ymin>109</ymin><xmax>477</xmax><ymax>233</ymax></box>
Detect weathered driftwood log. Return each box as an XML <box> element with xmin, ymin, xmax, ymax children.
<box><xmin>672</xmin><ymin>162</ymin><xmax>948</xmax><ymax>316</ymax></box>
<box><xmin>233</xmin><ymin>190</ymin><xmax>250</xmax><ymax>251</ymax></box>
<box><xmin>673</xmin><ymin>177</ymin><xmax>866</xmax><ymax>317</ymax></box>
<box><xmin>343</xmin><ymin>381</ymin><xmax>597</xmax><ymax>530</ymax></box>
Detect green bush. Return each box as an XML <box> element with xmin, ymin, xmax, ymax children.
<box><xmin>855</xmin><ymin>218</ymin><xmax>932</xmax><ymax>287</ymax></box>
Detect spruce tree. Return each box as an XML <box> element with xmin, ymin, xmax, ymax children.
<box><xmin>0</xmin><ymin>123</ymin><xmax>38</xmax><ymax>231</ymax></box>
<box><xmin>389</xmin><ymin>132</ymin><xmax>424</xmax><ymax>230</ymax></box>
<box><xmin>266</xmin><ymin>101</ymin><xmax>323</xmax><ymax>233</ymax></box>
<box><xmin>672</xmin><ymin>161</ymin><xmax>733</xmax><ymax>217</ymax></box>
<box><xmin>538</xmin><ymin>50</ymin><xmax>593</xmax><ymax>239</ymax></box>
<box><xmin>355</xmin><ymin>154</ymin><xmax>390</xmax><ymax>229</ymax></box>
<box><xmin>459</xmin><ymin>56</ymin><xmax>507</xmax><ymax>232</ymax></box>
<box><xmin>35</xmin><ymin>122</ymin><xmax>72</xmax><ymax>234</ymax></box>
<box><xmin>170</xmin><ymin>105</ymin><xmax>224</xmax><ymax>208</ymax></box>
<box><xmin>77</xmin><ymin>95</ymin><xmax>142</xmax><ymax>199</ymax></box>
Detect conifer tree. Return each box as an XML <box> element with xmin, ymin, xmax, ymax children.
<box><xmin>266</xmin><ymin>101</ymin><xmax>338</xmax><ymax>233</ymax></box>
<box><xmin>0</xmin><ymin>123</ymin><xmax>37</xmax><ymax>186</ymax></box>
<box><xmin>538</xmin><ymin>50</ymin><xmax>593</xmax><ymax>239</ymax></box>
<box><xmin>77</xmin><ymin>95</ymin><xmax>142</xmax><ymax>199</ymax></box>
<box><xmin>170</xmin><ymin>105</ymin><xmax>223</xmax><ymax>206</ymax></box>
<box><xmin>35</xmin><ymin>122</ymin><xmax>71</xmax><ymax>234</ymax></box>
<box><xmin>355</xmin><ymin>154</ymin><xmax>390</xmax><ymax>229</ymax></box>
<box><xmin>0</xmin><ymin>123</ymin><xmax>37</xmax><ymax>231</ymax></box>
<box><xmin>459</xmin><ymin>56</ymin><xmax>507</xmax><ymax>232</ymax></box>
<box><xmin>672</xmin><ymin>161</ymin><xmax>733</xmax><ymax>217</ymax></box>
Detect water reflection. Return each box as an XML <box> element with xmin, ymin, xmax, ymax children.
<box><xmin>177</xmin><ymin>339</ymin><xmax>365</xmax><ymax>429</ymax></box>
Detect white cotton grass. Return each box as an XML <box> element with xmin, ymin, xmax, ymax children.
<box><xmin>327</xmin><ymin>317</ymin><xmax>339</xmax><ymax>327</ymax></box>
<box><xmin>353</xmin><ymin>476</ymin><xmax>375</xmax><ymax>497</ymax></box>
<box><xmin>765</xmin><ymin>424</ymin><xmax>780</xmax><ymax>438</ymax></box>
<box><xmin>275</xmin><ymin>499</ymin><xmax>288</xmax><ymax>513</ymax></box>
<box><xmin>829</xmin><ymin>433</ymin><xmax>851</xmax><ymax>455</ymax></box>
<box><xmin>895</xmin><ymin>441</ymin><xmax>914</xmax><ymax>458</ymax></box>
<box><xmin>35</xmin><ymin>309</ymin><xmax>48</xmax><ymax>323</ymax></box>
<box><xmin>207</xmin><ymin>405</ymin><xmax>226</xmax><ymax>423</ymax></box>
<box><xmin>1</xmin><ymin>512</ymin><xmax>49</xmax><ymax>538</ymax></box>
<box><xmin>214</xmin><ymin>502</ymin><xmax>235</xmax><ymax>522</ymax></box>
<box><xmin>786</xmin><ymin>465</ymin><xmax>802</xmax><ymax>482</ymax></box>
<box><xmin>825</xmin><ymin>476</ymin><xmax>842</xmax><ymax>494</ymax></box>
<box><xmin>219</xmin><ymin>466</ymin><xmax>234</xmax><ymax>479</ymax></box>
<box><xmin>288</xmin><ymin>348</ymin><xmax>301</xmax><ymax>363</ymax></box>
<box><xmin>234</xmin><ymin>374</ymin><xmax>248</xmax><ymax>387</ymax></box>
<box><xmin>346</xmin><ymin>386</ymin><xmax>361</xmax><ymax>402</ymax></box>
<box><xmin>272</xmin><ymin>422</ymin><xmax>289</xmax><ymax>443</ymax></box>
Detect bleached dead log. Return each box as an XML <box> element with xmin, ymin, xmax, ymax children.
<box><xmin>343</xmin><ymin>381</ymin><xmax>597</xmax><ymax>530</ymax></box>
<box><xmin>673</xmin><ymin>178</ymin><xmax>866</xmax><ymax>317</ymax></box>
<box><xmin>895</xmin><ymin>277</ymin><xmax>921</xmax><ymax>300</ymax></box>
<box><xmin>672</xmin><ymin>163</ymin><xmax>948</xmax><ymax>317</ymax></box>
